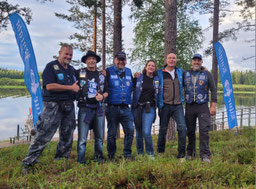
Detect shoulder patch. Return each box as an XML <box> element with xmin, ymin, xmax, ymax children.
<box><xmin>53</xmin><ymin>64</ymin><xmax>60</xmax><ymax>70</ymax></box>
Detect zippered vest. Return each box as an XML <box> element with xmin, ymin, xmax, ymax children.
<box><xmin>132</xmin><ymin>74</ymin><xmax>159</xmax><ymax>108</ymax></box>
<box><xmin>157</xmin><ymin>67</ymin><xmax>184</xmax><ymax>109</ymax></box>
<box><xmin>42</xmin><ymin>61</ymin><xmax>76</xmax><ymax>101</ymax></box>
<box><xmin>184</xmin><ymin>70</ymin><xmax>209</xmax><ymax>104</ymax></box>
<box><xmin>107</xmin><ymin>66</ymin><xmax>133</xmax><ymax>105</ymax></box>
<box><xmin>77</xmin><ymin>68</ymin><xmax>105</xmax><ymax>103</ymax></box>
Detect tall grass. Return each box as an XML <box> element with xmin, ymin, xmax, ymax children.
<box><xmin>0</xmin><ymin>128</ymin><xmax>255</xmax><ymax>188</ymax></box>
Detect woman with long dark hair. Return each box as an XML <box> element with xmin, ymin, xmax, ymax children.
<box><xmin>132</xmin><ymin>60</ymin><xmax>159</xmax><ymax>157</ymax></box>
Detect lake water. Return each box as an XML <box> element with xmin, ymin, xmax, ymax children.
<box><xmin>0</xmin><ymin>89</ymin><xmax>255</xmax><ymax>141</ymax></box>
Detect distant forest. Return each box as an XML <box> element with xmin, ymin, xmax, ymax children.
<box><xmin>0</xmin><ymin>67</ymin><xmax>255</xmax><ymax>85</ymax></box>
<box><xmin>0</xmin><ymin>68</ymin><xmax>42</xmax><ymax>79</ymax></box>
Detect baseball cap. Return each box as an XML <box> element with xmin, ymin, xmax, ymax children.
<box><xmin>115</xmin><ymin>52</ymin><xmax>126</xmax><ymax>60</ymax></box>
<box><xmin>192</xmin><ymin>54</ymin><xmax>202</xmax><ymax>60</ymax></box>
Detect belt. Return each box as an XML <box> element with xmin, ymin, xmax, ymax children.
<box><xmin>108</xmin><ymin>104</ymin><xmax>129</xmax><ymax>108</ymax></box>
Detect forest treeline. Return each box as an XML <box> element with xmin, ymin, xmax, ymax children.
<box><xmin>0</xmin><ymin>68</ymin><xmax>42</xmax><ymax>79</ymax></box>
<box><xmin>0</xmin><ymin>67</ymin><xmax>255</xmax><ymax>85</ymax></box>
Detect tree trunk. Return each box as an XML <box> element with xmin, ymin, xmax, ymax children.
<box><xmin>211</xmin><ymin>0</ymin><xmax>219</xmax><ymax>131</ymax></box>
<box><xmin>102</xmin><ymin>0</ymin><xmax>106</xmax><ymax>140</ymax></box>
<box><xmin>102</xmin><ymin>0</ymin><xmax>106</xmax><ymax>70</ymax></box>
<box><xmin>93</xmin><ymin>1</ymin><xmax>97</xmax><ymax>53</ymax></box>
<box><xmin>113</xmin><ymin>0</ymin><xmax>122</xmax><ymax>138</ymax></box>
<box><xmin>164</xmin><ymin>0</ymin><xmax>177</xmax><ymax>56</ymax></box>
<box><xmin>113</xmin><ymin>0</ymin><xmax>122</xmax><ymax>56</ymax></box>
<box><xmin>164</xmin><ymin>0</ymin><xmax>177</xmax><ymax>141</ymax></box>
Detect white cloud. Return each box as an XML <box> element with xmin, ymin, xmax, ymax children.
<box><xmin>0</xmin><ymin>0</ymin><xmax>254</xmax><ymax>72</ymax></box>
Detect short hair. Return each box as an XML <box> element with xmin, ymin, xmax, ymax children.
<box><xmin>60</xmin><ymin>44</ymin><xmax>73</xmax><ymax>51</ymax></box>
<box><xmin>142</xmin><ymin>59</ymin><xmax>157</xmax><ymax>76</ymax></box>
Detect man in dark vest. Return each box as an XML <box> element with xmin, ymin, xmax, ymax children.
<box><xmin>76</xmin><ymin>50</ymin><xmax>108</xmax><ymax>164</ymax></box>
<box><xmin>184</xmin><ymin>54</ymin><xmax>217</xmax><ymax>163</ymax></box>
<box><xmin>105</xmin><ymin>52</ymin><xmax>134</xmax><ymax>160</ymax></box>
<box><xmin>22</xmin><ymin>44</ymin><xmax>79</xmax><ymax>174</ymax></box>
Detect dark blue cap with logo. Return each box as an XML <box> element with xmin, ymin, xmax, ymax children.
<box><xmin>192</xmin><ymin>53</ymin><xmax>202</xmax><ymax>60</ymax></box>
<box><xmin>115</xmin><ymin>52</ymin><xmax>126</xmax><ymax>60</ymax></box>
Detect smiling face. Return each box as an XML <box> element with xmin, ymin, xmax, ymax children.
<box><xmin>58</xmin><ymin>47</ymin><xmax>73</xmax><ymax>66</ymax></box>
<box><xmin>192</xmin><ymin>58</ymin><xmax>203</xmax><ymax>71</ymax></box>
<box><xmin>86</xmin><ymin>56</ymin><xmax>97</xmax><ymax>71</ymax></box>
<box><xmin>166</xmin><ymin>53</ymin><xmax>177</xmax><ymax>70</ymax></box>
<box><xmin>145</xmin><ymin>61</ymin><xmax>156</xmax><ymax>75</ymax></box>
<box><xmin>114</xmin><ymin>57</ymin><xmax>126</xmax><ymax>70</ymax></box>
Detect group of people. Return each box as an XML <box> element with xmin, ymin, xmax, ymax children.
<box><xmin>22</xmin><ymin>44</ymin><xmax>217</xmax><ymax>173</ymax></box>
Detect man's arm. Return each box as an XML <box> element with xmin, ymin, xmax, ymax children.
<box><xmin>207</xmin><ymin>71</ymin><xmax>217</xmax><ymax>115</ymax></box>
<box><xmin>46</xmin><ymin>81</ymin><xmax>79</xmax><ymax>93</ymax></box>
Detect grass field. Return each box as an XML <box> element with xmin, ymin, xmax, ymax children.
<box><xmin>0</xmin><ymin>128</ymin><xmax>255</xmax><ymax>188</ymax></box>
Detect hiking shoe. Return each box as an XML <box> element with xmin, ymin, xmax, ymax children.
<box><xmin>185</xmin><ymin>155</ymin><xmax>193</xmax><ymax>160</ymax></box>
<box><xmin>179</xmin><ymin>158</ymin><xmax>186</xmax><ymax>163</ymax></box>
<box><xmin>124</xmin><ymin>156</ymin><xmax>133</xmax><ymax>161</ymax></box>
<box><xmin>176</xmin><ymin>154</ymin><xmax>185</xmax><ymax>159</ymax></box>
<box><xmin>202</xmin><ymin>157</ymin><xmax>211</xmax><ymax>163</ymax></box>
<box><xmin>148</xmin><ymin>155</ymin><xmax>155</xmax><ymax>160</ymax></box>
<box><xmin>108</xmin><ymin>155</ymin><xmax>115</xmax><ymax>161</ymax></box>
<box><xmin>22</xmin><ymin>165</ymin><xmax>32</xmax><ymax>175</ymax></box>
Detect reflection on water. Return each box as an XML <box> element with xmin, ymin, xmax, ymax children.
<box><xmin>0</xmin><ymin>88</ymin><xmax>30</xmax><ymax>99</ymax></box>
<box><xmin>217</xmin><ymin>93</ymin><xmax>256</xmax><ymax>107</ymax></box>
<box><xmin>0</xmin><ymin>89</ymin><xmax>255</xmax><ymax>141</ymax></box>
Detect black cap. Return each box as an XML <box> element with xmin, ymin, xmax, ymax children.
<box><xmin>115</xmin><ymin>51</ymin><xmax>126</xmax><ymax>60</ymax></box>
<box><xmin>192</xmin><ymin>53</ymin><xmax>202</xmax><ymax>60</ymax></box>
<box><xmin>81</xmin><ymin>50</ymin><xmax>101</xmax><ymax>63</ymax></box>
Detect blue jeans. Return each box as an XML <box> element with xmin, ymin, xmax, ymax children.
<box><xmin>133</xmin><ymin>107</ymin><xmax>155</xmax><ymax>156</ymax></box>
<box><xmin>157</xmin><ymin>104</ymin><xmax>187</xmax><ymax>156</ymax></box>
<box><xmin>106</xmin><ymin>105</ymin><xmax>134</xmax><ymax>157</ymax></box>
<box><xmin>77</xmin><ymin>107</ymin><xmax>104</xmax><ymax>164</ymax></box>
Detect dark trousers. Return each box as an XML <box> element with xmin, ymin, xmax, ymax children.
<box><xmin>22</xmin><ymin>102</ymin><xmax>76</xmax><ymax>166</ymax></box>
<box><xmin>185</xmin><ymin>103</ymin><xmax>211</xmax><ymax>158</ymax></box>
<box><xmin>157</xmin><ymin>104</ymin><xmax>187</xmax><ymax>156</ymax></box>
<box><xmin>106</xmin><ymin>105</ymin><xmax>134</xmax><ymax>157</ymax></box>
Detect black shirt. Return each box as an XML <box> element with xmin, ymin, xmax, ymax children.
<box><xmin>136</xmin><ymin>74</ymin><xmax>155</xmax><ymax>104</ymax></box>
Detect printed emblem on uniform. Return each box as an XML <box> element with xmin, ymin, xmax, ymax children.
<box><xmin>155</xmin><ymin>81</ymin><xmax>159</xmax><ymax>88</ymax></box>
<box><xmin>198</xmin><ymin>80</ymin><xmax>204</xmax><ymax>85</ymax></box>
<box><xmin>88</xmin><ymin>79</ymin><xmax>97</xmax><ymax>98</ymax></box>
<box><xmin>186</xmin><ymin>72</ymin><xmax>190</xmax><ymax>77</ymax></box>
<box><xmin>80</xmin><ymin>80</ymin><xmax>86</xmax><ymax>87</ymax></box>
<box><xmin>99</xmin><ymin>74</ymin><xmax>105</xmax><ymax>83</ymax></box>
<box><xmin>57</xmin><ymin>73</ymin><xmax>64</xmax><ymax>80</ymax></box>
<box><xmin>53</xmin><ymin>65</ymin><xmax>60</xmax><ymax>70</ymax></box>
<box><xmin>114</xmin><ymin>80</ymin><xmax>119</xmax><ymax>86</ymax></box>
<box><xmin>136</xmin><ymin>82</ymin><xmax>141</xmax><ymax>87</ymax></box>
<box><xmin>186</xmin><ymin>94</ymin><xmax>189</xmax><ymax>100</ymax></box>
<box><xmin>197</xmin><ymin>94</ymin><xmax>203</xmax><ymax>100</ymax></box>
<box><xmin>80</xmin><ymin>71</ymin><xmax>86</xmax><ymax>78</ymax></box>
<box><xmin>126</xmin><ymin>76</ymin><xmax>132</xmax><ymax>80</ymax></box>
<box><xmin>126</xmin><ymin>81</ymin><xmax>130</xmax><ymax>86</ymax></box>
<box><xmin>199</xmin><ymin>75</ymin><xmax>205</xmax><ymax>80</ymax></box>
<box><xmin>111</xmin><ymin>75</ymin><xmax>118</xmax><ymax>79</ymax></box>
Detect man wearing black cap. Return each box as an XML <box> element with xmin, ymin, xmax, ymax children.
<box><xmin>183</xmin><ymin>54</ymin><xmax>217</xmax><ymax>163</ymax></box>
<box><xmin>105</xmin><ymin>51</ymin><xmax>134</xmax><ymax>160</ymax></box>
<box><xmin>76</xmin><ymin>50</ymin><xmax>108</xmax><ymax>164</ymax></box>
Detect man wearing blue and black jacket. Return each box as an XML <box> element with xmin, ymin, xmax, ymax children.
<box><xmin>157</xmin><ymin>53</ymin><xmax>187</xmax><ymax>159</ymax></box>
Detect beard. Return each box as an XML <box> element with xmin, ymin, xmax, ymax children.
<box><xmin>192</xmin><ymin>65</ymin><xmax>200</xmax><ymax>71</ymax></box>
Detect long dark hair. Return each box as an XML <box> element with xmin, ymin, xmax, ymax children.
<box><xmin>142</xmin><ymin>59</ymin><xmax>157</xmax><ymax>76</ymax></box>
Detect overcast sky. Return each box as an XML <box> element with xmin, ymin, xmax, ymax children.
<box><xmin>0</xmin><ymin>0</ymin><xmax>255</xmax><ymax>72</ymax></box>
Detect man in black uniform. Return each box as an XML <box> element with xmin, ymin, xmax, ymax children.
<box><xmin>22</xmin><ymin>44</ymin><xmax>79</xmax><ymax>173</ymax></box>
<box><xmin>76</xmin><ymin>50</ymin><xmax>108</xmax><ymax>164</ymax></box>
<box><xmin>184</xmin><ymin>54</ymin><xmax>217</xmax><ymax>163</ymax></box>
